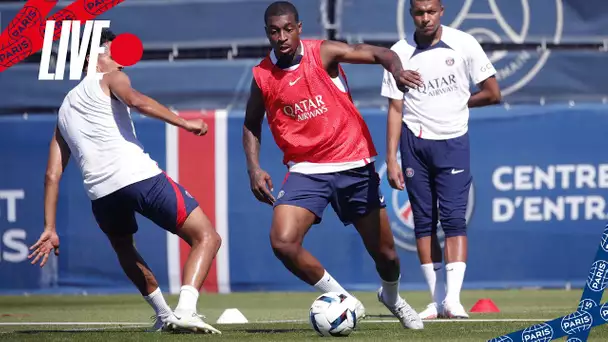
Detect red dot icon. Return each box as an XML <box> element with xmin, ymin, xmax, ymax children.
<box><xmin>110</xmin><ymin>33</ymin><xmax>143</xmax><ymax>67</ymax></box>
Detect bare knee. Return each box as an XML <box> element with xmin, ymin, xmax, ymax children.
<box><xmin>191</xmin><ymin>227</ymin><xmax>222</xmax><ymax>252</ymax></box>
<box><xmin>208</xmin><ymin>230</ymin><xmax>222</xmax><ymax>252</ymax></box>
<box><xmin>364</xmin><ymin>237</ymin><xmax>399</xmax><ymax>266</ymax></box>
<box><xmin>178</xmin><ymin>208</ymin><xmax>222</xmax><ymax>251</ymax></box>
<box><xmin>270</xmin><ymin>228</ymin><xmax>302</xmax><ymax>260</ymax></box>
<box><xmin>269</xmin><ymin>205</ymin><xmax>315</xmax><ymax>260</ymax></box>
<box><xmin>378</xmin><ymin>243</ymin><xmax>398</xmax><ymax>263</ymax></box>
<box><xmin>270</xmin><ymin>234</ymin><xmax>300</xmax><ymax>260</ymax></box>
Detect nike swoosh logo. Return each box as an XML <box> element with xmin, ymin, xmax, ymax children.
<box><xmin>289</xmin><ymin>77</ymin><xmax>302</xmax><ymax>86</ymax></box>
<box><xmin>433</xmin><ymin>268</ymin><xmax>441</xmax><ymax>271</ymax></box>
<box><xmin>451</xmin><ymin>169</ymin><xmax>464</xmax><ymax>175</ymax></box>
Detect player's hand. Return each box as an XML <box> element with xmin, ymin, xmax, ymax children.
<box><xmin>248</xmin><ymin>168</ymin><xmax>275</xmax><ymax>205</ymax></box>
<box><xmin>393</xmin><ymin>69</ymin><xmax>423</xmax><ymax>92</ymax></box>
<box><xmin>184</xmin><ymin>119</ymin><xmax>208</xmax><ymax>136</ymax></box>
<box><xmin>387</xmin><ymin>159</ymin><xmax>405</xmax><ymax>191</ymax></box>
<box><xmin>28</xmin><ymin>230</ymin><xmax>60</xmax><ymax>268</ymax></box>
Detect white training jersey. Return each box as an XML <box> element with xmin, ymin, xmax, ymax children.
<box><xmin>381</xmin><ymin>25</ymin><xmax>496</xmax><ymax>140</ymax></box>
<box><xmin>57</xmin><ymin>73</ymin><xmax>161</xmax><ymax>200</ymax></box>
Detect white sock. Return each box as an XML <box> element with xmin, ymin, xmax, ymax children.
<box><xmin>445</xmin><ymin>262</ymin><xmax>467</xmax><ymax>304</ymax></box>
<box><xmin>421</xmin><ymin>263</ymin><xmax>446</xmax><ymax>305</ymax></box>
<box><xmin>380</xmin><ymin>275</ymin><xmax>401</xmax><ymax>306</ymax></box>
<box><xmin>174</xmin><ymin>285</ymin><xmax>199</xmax><ymax>314</ymax></box>
<box><xmin>143</xmin><ymin>287</ymin><xmax>172</xmax><ymax>318</ymax></box>
<box><xmin>313</xmin><ymin>270</ymin><xmax>350</xmax><ymax>295</ymax></box>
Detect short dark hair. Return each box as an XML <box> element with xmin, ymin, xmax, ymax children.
<box><xmin>264</xmin><ymin>1</ymin><xmax>299</xmax><ymax>25</ymax></box>
<box><xmin>410</xmin><ymin>0</ymin><xmax>442</xmax><ymax>7</ymax></box>
<box><xmin>83</xmin><ymin>28</ymin><xmax>116</xmax><ymax>71</ymax></box>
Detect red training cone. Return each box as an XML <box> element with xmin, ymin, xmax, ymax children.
<box><xmin>470</xmin><ymin>298</ymin><xmax>500</xmax><ymax>313</ymax></box>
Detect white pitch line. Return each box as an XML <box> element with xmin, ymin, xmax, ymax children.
<box><xmin>0</xmin><ymin>322</ymin><xmax>149</xmax><ymax>326</ymax></box>
<box><xmin>1</xmin><ymin>326</ymin><xmax>149</xmax><ymax>333</ymax></box>
<box><xmin>254</xmin><ymin>318</ymin><xmax>548</xmax><ymax>324</ymax></box>
<box><xmin>0</xmin><ymin>318</ymin><xmax>548</xmax><ymax>327</ymax></box>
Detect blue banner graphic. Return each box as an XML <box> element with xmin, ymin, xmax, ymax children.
<box><xmin>490</xmin><ymin>225</ymin><xmax>608</xmax><ymax>341</ymax></box>
<box><xmin>489</xmin><ymin>301</ymin><xmax>608</xmax><ymax>341</ymax></box>
<box><xmin>1</xmin><ymin>103</ymin><xmax>608</xmax><ymax>294</ymax></box>
<box><xmin>569</xmin><ymin>225</ymin><xmax>608</xmax><ymax>341</ymax></box>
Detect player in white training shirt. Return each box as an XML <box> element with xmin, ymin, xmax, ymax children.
<box><xmin>28</xmin><ymin>29</ymin><xmax>222</xmax><ymax>334</ymax></box>
<box><xmin>381</xmin><ymin>0</ymin><xmax>501</xmax><ymax>319</ymax></box>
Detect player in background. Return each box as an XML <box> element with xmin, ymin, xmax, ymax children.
<box><xmin>243</xmin><ymin>1</ymin><xmax>423</xmax><ymax>330</ymax></box>
<box><xmin>28</xmin><ymin>29</ymin><xmax>222</xmax><ymax>334</ymax></box>
<box><xmin>381</xmin><ymin>0</ymin><xmax>501</xmax><ymax>319</ymax></box>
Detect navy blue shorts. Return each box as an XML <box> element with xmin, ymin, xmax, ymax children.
<box><xmin>273</xmin><ymin>163</ymin><xmax>386</xmax><ymax>226</ymax></box>
<box><xmin>91</xmin><ymin>172</ymin><xmax>199</xmax><ymax>236</ymax></box>
<box><xmin>400</xmin><ymin>123</ymin><xmax>472</xmax><ymax>238</ymax></box>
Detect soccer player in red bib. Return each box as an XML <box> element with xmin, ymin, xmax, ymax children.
<box><xmin>242</xmin><ymin>1</ymin><xmax>424</xmax><ymax>330</ymax></box>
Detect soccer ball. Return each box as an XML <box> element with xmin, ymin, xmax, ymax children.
<box><xmin>309</xmin><ymin>292</ymin><xmax>358</xmax><ymax>337</ymax></box>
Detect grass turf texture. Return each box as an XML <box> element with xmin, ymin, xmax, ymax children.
<box><xmin>0</xmin><ymin>290</ymin><xmax>607</xmax><ymax>341</ymax></box>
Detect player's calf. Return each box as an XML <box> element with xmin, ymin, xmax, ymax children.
<box><xmin>270</xmin><ymin>227</ymin><xmax>326</xmax><ymax>285</ymax></box>
<box><xmin>372</xmin><ymin>242</ymin><xmax>400</xmax><ymax>282</ymax></box>
<box><xmin>271</xmin><ymin>205</ymin><xmax>356</xmax><ymax>306</ymax></box>
<box><xmin>107</xmin><ymin>235</ymin><xmax>173</xmax><ymax>328</ymax></box>
<box><xmin>354</xmin><ymin>207</ymin><xmax>423</xmax><ymax>328</ymax></box>
<box><xmin>355</xmin><ymin>208</ymin><xmax>402</xmax><ymax>301</ymax></box>
<box><xmin>172</xmin><ymin>208</ymin><xmax>221</xmax><ymax>321</ymax></box>
<box><xmin>108</xmin><ymin>235</ymin><xmax>163</xmax><ymax>295</ymax></box>
<box><xmin>441</xmin><ymin>217</ymin><xmax>469</xmax><ymax>318</ymax></box>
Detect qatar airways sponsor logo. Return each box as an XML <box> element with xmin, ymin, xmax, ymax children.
<box><xmin>282</xmin><ymin>95</ymin><xmax>328</xmax><ymax>121</ymax></box>
<box><xmin>416</xmin><ymin>74</ymin><xmax>458</xmax><ymax>97</ymax></box>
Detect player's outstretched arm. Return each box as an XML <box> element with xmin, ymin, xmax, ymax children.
<box><xmin>320</xmin><ymin>40</ymin><xmax>423</xmax><ymax>91</ymax></box>
<box><xmin>320</xmin><ymin>40</ymin><xmax>403</xmax><ymax>73</ymax></box>
<box><xmin>104</xmin><ymin>71</ymin><xmax>208</xmax><ymax>135</ymax></box>
<box><xmin>29</xmin><ymin>126</ymin><xmax>69</xmax><ymax>267</ymax></box>
<box><xmin>243</xmin><ymin>78</ymin><xmax>275</xmax><ymax>205</ymax></box>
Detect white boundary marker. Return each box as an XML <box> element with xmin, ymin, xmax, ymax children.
<box><xmin>0</xmin><ymin>318</ymin><xmax>548</xmax><ymax>326</ymax></box>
